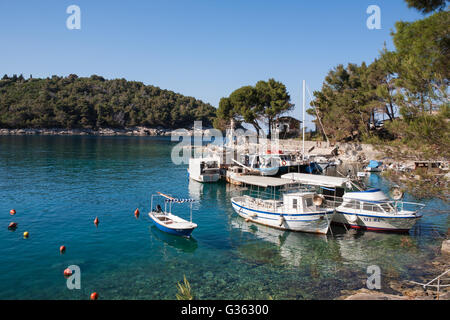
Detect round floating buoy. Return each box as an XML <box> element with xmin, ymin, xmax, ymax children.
<box><xmin>90</xmin><ymin>292</ymin><xmax>98</xmax><ymax>300</ymax></box>
<box><xmin>94</xmin><ymin>217</ymin><xmax>99</xmax><ymax>226</ymax></box>
<box><xmin>134</xmin><ymin>208</ymin><xmax>140</xmax><ymax>218</ymax></box>
<box><xmin>10</xmin><ymin>209</ymin><xmax>16</xmax><ymax>215</ymax></box>
<box><xmin>23</xmin><ymin>231</ymin><xmax>29</xmax><ymax>238</ymax></box>
<box><xmin>8</xmin><ymin>222</ymin><xmax>17</xmax><ymax>229</ymax></box>
<box><xmin>60</xmin><ymin>245</ymin><xmax>66</xmax><ymax>254</ymax></box>
<box><xmin>64</xmin><ymin>268</ymin><xmax>72</xmax><ymax>277</ymax></box>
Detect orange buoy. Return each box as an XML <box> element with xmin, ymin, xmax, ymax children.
<box><xmin>8</xmin><ymin>222</ymin><xmax>17</xmax><ymax>229</ymax></box>
<box><xmin>23</xmin><ymin>231</ymin><xmax>29</xmax><ymax>238</ymax></box>
<box><xmin>64</xmin><ymin>268</ymin><xmax>73</xmax><ymax>277</ymax></box>
<box><xmin>10</xmin><ymin>209</ymin><xmax>16</xmax><ymax>215</ymax></box>
<box><xmin>134</xmin><ymin>208</ymin><xmax>140</xmax><ymax>218</ymax></box>
<box><xmin>90</xmin><ymin>292</ymin><xmax>98</xmax><ymax>300</ymax></box>
<box><xmin>60</xmin><ymin>245</ymin><xmax>66</xmax><ymax>253</ymax></box>
<box><xmin>94</xmin><ymin>217</ymin><xmax>99</xmax><ymax>226</ymax></box>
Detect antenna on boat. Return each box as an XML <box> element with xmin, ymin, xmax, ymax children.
<box><xmin>302</xmin><ymin>80</ymin><xmax>306</xmax><ymax>161</ymax></box>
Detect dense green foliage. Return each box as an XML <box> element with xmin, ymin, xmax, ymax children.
<box><xmin>0</xmin><ymin>74</ymin><xmax>216</xmax><ymax>129</ymax></box>
<box><xmin>214</xmin><ymin>79</ymin><xmax>293</xmax><ymax>137</ymax></box>
<box><xmin>307</xmin><ymin>63</ymin><xmax>374</xmax><ymax>141</ymax></box>
<box><xmin>405</xmin><ymin>0</ymin><xmax>448</xmax><ymax>13</ymax></box>
<box><xmin>309</xmin><ymin>4</ymin><xmax>449</xmax><ymax>159</ymax></box>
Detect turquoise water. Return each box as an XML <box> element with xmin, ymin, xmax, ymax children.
<box><xmin>0</xmin><ymin>135</ymin><xmax>448</xmax><ymax>300</ymax></box>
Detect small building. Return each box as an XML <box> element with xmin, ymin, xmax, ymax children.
<box><xmin>273</xmin><ymin>116</ymin><xmax>302</xmax><ymax>139</ymax></box>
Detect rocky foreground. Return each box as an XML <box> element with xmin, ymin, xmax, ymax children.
<box><xmin>337</xmin><ymin>240</ymin><xmax>450</xmax><ymax>300</ymax></box>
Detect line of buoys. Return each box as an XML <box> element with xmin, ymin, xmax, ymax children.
<box><xmin>90</xmin><ymin>292</ymin><xmax>98</xmax><ymax>300</ymax></box>
<box><xmin>134</xmin><ymin>208</ymin><xmax>140</xmax><ymax>218</ymax></box>
<box><xmin>10</xmin><ymin>209</ymin><xmax>16</xmax><ymax>215</ymax></box>
<box><xmin>8</xmin><ymin>222</ymin><xmax>17</xmax><ymax>229</ymax></box>
<box><xmin>63</xmin><ymin>268</ymin><xmax>72</xmax><ymax>277</ymax></box>
<box><xmin>94</xmin><ymin>217</ymin><xmax>99</xmax><ymax>226</ymax></box>
<box><xmin>23</xmin><ymin>231</ymin><xmax>29</xmax><ymax>238</ymax></box>
<box><xmin>60</xmin><ymin>245</ymin><xmax>66</xmax><ymax>254</ymax></box>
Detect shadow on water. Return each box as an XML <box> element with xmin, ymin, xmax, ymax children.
<box><xmin>150</xmin><ymin>225</ymin><xmax>198</xmax><ymax>253</ymax></box>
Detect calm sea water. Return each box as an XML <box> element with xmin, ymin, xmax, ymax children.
<box><xmin>0</xmin><ymin>135</ymin><xmax>448</xmax><ymax>300</ymax></box>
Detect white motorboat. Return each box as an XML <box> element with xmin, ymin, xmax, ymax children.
<box><xmin>230</xmin><ymin>176</ymin><xmax>335</xmax><ymax>234</ymax></box>
<box><xmin>333</xmin><ymin>189</ymin><xmax>424</xmax><ymax>232</ymax></box>
<box><xmin>188</xmin><ymin>157</ymin><xmax>220</xmax><ymax>183</ymax></box>
<box><xmin>281</xmin><ymin>172</ymin><xmax>425</xmax><ymax>233</ymax></box>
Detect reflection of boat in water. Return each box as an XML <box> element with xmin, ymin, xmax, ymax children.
<box><xmin>188</xmin><ymin>178</ymin><xmax>204</xmax><ymax>201</ymax></box>
<box><xmin>230</xmin><ymin>216</ymin><xmax>328</xmax><ymax>267</ymax></box>
<box><xmin>150</xmin><ymin>225</ymin><xmax>198</xmax><ymax>253</ymax></box>
<box><xmin>334</xmin><ymin>229</ymin><xmax>420</xmax><ymax>267</ymax></box>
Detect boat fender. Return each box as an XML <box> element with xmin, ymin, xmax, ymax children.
<box><xmin>279</xmin><ymin>215</ymin><xmax>285</xmax><ymax>226</ymax></box>
<box><xmin>313</xmin><ymin>195</ymin><xmax>324</xmax><ymax>206</ymax></box>
<box><xmin>389</xmin><ymin>187</ymin><xmax>404</xmax><ymax>201</ymax></box>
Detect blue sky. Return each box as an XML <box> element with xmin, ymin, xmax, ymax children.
<box><xmin>0</xmin><ymin>1</ymin><xmax>423</xmax><ymax>128</ymax></box>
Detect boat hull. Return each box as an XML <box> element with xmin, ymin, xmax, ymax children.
<box><xmin>231</xmin><ymin>199</ymin><xmax>334</xmax><ymax>234</ymax></box>
<box><xmin>333</xmin><ymin>210</ymin><xmax>421</xmax><ymax>232</ymax></box>
<box><xmin>189</xmin><ymin>172</ymin><xmax>220</xmax><ymax>183</ymax></box>
<box><xmin>149</xmin><ymin>213</ymin><xmax>197</xmax><ymax>237</ymax></box>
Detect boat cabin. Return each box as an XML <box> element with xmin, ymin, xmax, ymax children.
<box><xmin>189</xmin><ymin>157</ymin><xmax>220</xmax><ymax>176</ymax></box>
<box><xmin>282</xmin><ymin>192</ymin><xmax>318</xmax><ymax>213</ymax></box>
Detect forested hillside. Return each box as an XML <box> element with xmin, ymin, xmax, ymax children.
<box><xmin>0</xmin><ymin>74</ymin><xmax>216</xmax><ymax>129</ymax></box>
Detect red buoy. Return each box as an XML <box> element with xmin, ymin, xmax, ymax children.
<box><xmin>8</xmin><ymin>222</ymin><xmax>17</xmax><ymax>229</ymax></box>
<box><xmin>64</xmin><ymin>268</ymin><xmax>73</xmax><ymax>277</ymax></box>
<box><xmin>10</xmin><ymin>209</ymin><xmax>16</xmax><ymax>215</ymax></box>
<box><xmin>94</xmin><ymin>217</ymin><xmax>99</xmax><ymax>226</ymax></box>
<box><xmin>60</xmin><ymin>245</ymin><xmax>66</xmax><ymax>254</ymax></box>
<box><xmin>90</xmin><ymin>292</ymin><xmax>98</xmax><ymax>300</ymax></box>
<box><xmin>134</xmin><ymin>208</ymin><xmax>140</xmax><ymax>218</ymax></box>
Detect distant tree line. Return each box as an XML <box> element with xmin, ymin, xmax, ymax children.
<box><xmin>0</xmin><ymin>74</ymin><xmax>216</xmax><ymax>129</ymax></box>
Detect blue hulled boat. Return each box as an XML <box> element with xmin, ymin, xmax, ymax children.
<box><xmin>149</xmin><ymin>192</ymin><xmax>197</xmax><ymax>238</ymax></box>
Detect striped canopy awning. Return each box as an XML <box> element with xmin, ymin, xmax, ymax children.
<box><xmin>165</xmin><ymin>198</ymin><xmax>195</xmax><ymax>203</ymax></box>
<box><xmin>157</xmin><ymin>192</ymin><xmax>195</xmax><ymax>203</ymax></box>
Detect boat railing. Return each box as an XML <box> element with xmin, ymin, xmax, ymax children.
<box><xmin>326</xmin><ymin>196</ymin><xmax>425</xmax><ymax>215</ymax></box>
<box><xmin>240</xmin><ymin>195</ymin><xmax>281</xmax><ymax>212</ymax></box>
<box><xmin>408</xmin><ymin>269</ymin><xmax>450</xmax><ymax>300</ymax></box>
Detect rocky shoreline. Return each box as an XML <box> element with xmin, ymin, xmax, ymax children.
<box><xmin>337</xmin><ymin>239</ymin><xmax>450</xmax><ymax>300</ymax></box>
<box><xmin>0</xmin><ymin>127</ymin><xmax>205</xmax><ymax>136</ymax></box>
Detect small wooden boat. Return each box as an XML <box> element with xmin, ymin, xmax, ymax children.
<box><xmin>149</xmin><ymin>192</ymin><xmax>197</xmax><ymax>238</ymax></box>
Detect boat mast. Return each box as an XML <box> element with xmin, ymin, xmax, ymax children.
<box><xmin>302</xmin><ymin>80</ymin><xmax>306</xmax><ymax>161</ymax></box>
